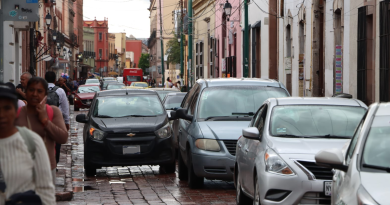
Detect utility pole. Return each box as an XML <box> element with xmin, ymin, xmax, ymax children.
<box><xmin>159</xmin><ymin>0</ymin><xmax>165</xmax><ymax>86</ymax></box>
<box><xmin>188</xmin><ymin>0</ymin><xmax>193</xmax><ymax>88</ymax></box>
<box><xmin>243</xmin><ymin>0</ymin><xmax>249</xmax><ymax>77</ymax></box>
<box><xmin>180</xmin><ymin>0</ymin><xmax>184</xmax><ymax>89</ymax></box>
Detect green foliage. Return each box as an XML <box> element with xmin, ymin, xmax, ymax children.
<box><xmin>138</xmin><ymin>53</ymin><xmax>150</xmax><ymax>74</ymax></box>
<box><xmin>166</xmin><ymin>34</ymin><xmax>180</xmax><ymax>64</ymax></box>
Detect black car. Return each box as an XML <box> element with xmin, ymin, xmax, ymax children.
<box><xmin>76</xmin><ymin>89</ymin><xmax>176</xmax><ymax>176</ymax></box>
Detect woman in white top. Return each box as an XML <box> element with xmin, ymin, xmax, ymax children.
<box><xmin>0</xmin><ymin>83</ymin><xmax>55</xmax><ymax>205</ymax></box>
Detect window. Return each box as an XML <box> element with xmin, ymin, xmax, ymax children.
<box><xmin>257</xmin><ymin>105</ymin><xmax>268</xmax><ymax>138</ymax></box>
<box><xmin>280</xmin><ymin>0</ymin><xmax>284</xmax><ymax>17</ymax></box>
<box><xmin>199</xmin><ymin>42</ymin><xmax>203</xmax><ymax>78</ymax></box>
<box><xmin>182</xmin><ymin>83</ymin><xmax>199</xmax><ymax>109</ymax></box>
<box><xmin>346</xmin><ymin>123</ymin><xmax>363</xmax><ymax>165</ymax></box>
<box><xmin>188</xmin><ymin>89</ymin><xmax>200</xmax><ymax>116</ymax></box>
<box><xmin>99</xmin><ymin>49</ymin><xmax>102</xmax><ymax>58</ymax></box>
<box><xmin>99</xmin><ymin>33</ymin><xmax>102</xmax><ymax>41</ymax></box>
<box><xmin>210</xmin><ymin>37</ymin><xmax>214</xmax><ymax>77</ymax></box>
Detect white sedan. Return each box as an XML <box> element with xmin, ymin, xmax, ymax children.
<box><xmin>316</xmin><ymin>102</ymin><xmax>390</xmax><ymax>205</ymax></box>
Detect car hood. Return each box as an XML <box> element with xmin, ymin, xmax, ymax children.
<box><xmin>92</xmin><ymin>115</ymin><xmax>167</xmax><ymax>133</ymax></box>
<box><xmin>198</xmin><ymin>121</ymin><xmax>250</xmax><ymax>140</ymax></box>
<box><xmin>268</xmin><ymin>137</ymin><xmax>350</xmax><ymax>154</ymax></box>
<box><xmin>360</xmin><ymin>172</ymin><xmax>390</xmax><ymax>204</ymax></box>
<box><xmin>75</xmin><ymin>92</ymin><xmax>96</xmax><ymax>99</ymax></box>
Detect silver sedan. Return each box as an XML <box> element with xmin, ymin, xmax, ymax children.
<box><xmin>234</xmin><ymin>97</ymin><xmax>367</xmax><ymax>205</ymax></box>
<box><xmin>316</xmin><ymin>102</ymin><xmax>390</xmax><ymax>205</ymax></box>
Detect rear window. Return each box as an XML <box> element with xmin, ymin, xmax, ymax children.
<box><xmin>164</xmin><ymin>95</ymin><xmax>186</xmax><ymax>109</ymax></box>
<box><xmin>127</xmin><ymin>76</ymin><xmax>141</xmax><ymax>82</ymax></box>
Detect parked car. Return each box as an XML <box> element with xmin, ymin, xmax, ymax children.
<box><xmin>106</xmin><ymin>82</ymin><xmax>125</xmax><ymax>90</ymax></box>
<box><xmin>102</xmin><ymin>80</ymin><xmax>117</xmax><ymax>90</ymax></box>
<box><xmin>74</xmin><ymin>85</ymin><xmax>101</xmax><ymax>111</ymax></box>
<box><xmin>235</xmin><ymin>97</ymin><xmax>367</xmax><ymax>205</ymax></box>
<box><xmin>148</xmin><ymin>87</ymin><xmax>181</xmax><ymax>100</ymax></box>
<box><xmin>76</xmin><ymin>89</ymin><xmax>176</xmax><ymax>176</ymax></box>
<box><xmin>117</xmin><ymin>77</ymin><xmax>123</xmax><ymax>83</ymax></box>
<box><xmin>170</xmin><ymin>78</ymin><xmax>290</xmax><ymax>188</ymax></box>
<box><xmin>315</xmin><ymin>102</ymin><xmax>389</xmax><ymax>205</ymax></box>
<box><xmin>85</xmin><ymin>79</ymin><xmax>100</xmax><ymax>85</ymax></box>
<box><xmin>162</xmin><ymin>92</ymin><xmax>187</xmax><ymax>151</ymax></box>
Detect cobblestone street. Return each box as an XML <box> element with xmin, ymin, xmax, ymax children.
<box><xmin>56</xmin><ymin>108</ymin><xmax>236</xmax><ymax>205</ymax></box>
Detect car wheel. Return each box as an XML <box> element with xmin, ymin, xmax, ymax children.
<box><xmin>74</xmin><ymin>106</ymin><xmax>80</xmax><ymax>111</ymax></box>
<box><xmin>84</xmin><ymin>163</ymin><xmax>96</xmax><ymax>176</ymax></box>
<box><xmin>178</xmin><ymin>150</ymin><xmax>188</xmax><ymax>180</ymax></box>
<box><xmin>236</xmin><ymin>171</ymin><xmax>252</xmax><ymax>204</ymax></box>
<box><xmin>187</xmin><ymin>149</ymin><xmax>204</xmax><ymax>189</ymax></box>
<box><xmin>253</xmin><ymin>175</ymin><xmax>261</xmax><ymax>205</ymax></box>
<box><xmin>161</xmin><ymin>162</ymin><xmax>176</xmax><ymax>173</ymax></box>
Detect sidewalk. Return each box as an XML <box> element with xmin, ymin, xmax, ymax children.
<box><xmin>55</xmin><ymin>105</ymin><xmax>77</xmax><ymax>201</ymax></box>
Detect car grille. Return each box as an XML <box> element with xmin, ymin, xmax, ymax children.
<box><xmin>296</xmin><ymin>160</ymin><xmax>333</xmax><ymax>180</ymax></box>
<box><xmin>299</xmin><ymin>192</ymin><xmax>331</xmax><ymax>204</ymax></box>
<box><xmin>81</xmin><ymin>99</ymin><xmax>92</xmax><ymax>104</ymax></box>
<box><xmin>223</xmin><ymin>140</ymin><xmax>237</xmax><ymax>156</ymax></box>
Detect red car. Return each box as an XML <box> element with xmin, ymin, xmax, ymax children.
<box><xmin>74</xmin><ymin>85</ymin><xmax>101</xmax><ymax>111</ymax></box>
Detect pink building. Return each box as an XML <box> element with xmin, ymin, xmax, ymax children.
<box><xmin>214</xmin><ymin>0</ymin><xmax>242</xmax><ymax>78</ymax></box>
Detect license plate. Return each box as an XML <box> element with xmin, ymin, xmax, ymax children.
<box><xmin>324</xmin><ymin>181</ymin><xmax>332</xmax><ymax>196</ymax></box>
<box><xmin>123</xmin><ymin>145</ymin><xmax>140</xmax><ymax>155</ymax></box>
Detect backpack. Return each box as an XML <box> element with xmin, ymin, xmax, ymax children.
<box><xmin>47</xmin><ymin>86</ymin><xmax>60</xmax><ymax>107</ymax></box>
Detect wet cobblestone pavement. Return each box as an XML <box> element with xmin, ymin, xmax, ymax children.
<box><xmin>56</xmin><ymin>108</ymin><xmax>236</xmax><ymax>205</ymax></box>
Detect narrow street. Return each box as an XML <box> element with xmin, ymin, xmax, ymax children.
<box><xmin>56</xmin><ymin>107</ymin><xmax>236</xmax><ymax>205</ymax></box>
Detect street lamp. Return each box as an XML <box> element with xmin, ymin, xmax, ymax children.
<box><xmin>223</xmin><ymin>0</ymin><xmax>232</xmax><ymax>20</ymax></box>
<box><xmin>45</xmin><ymin>13</ymin><xmax>52</xmax><ymax>29</ymax></box>
<box><xmin>68</xmin><ymin>50</ymin><xmax>72</xmax><ymax>57</ymax></box>
<box><xmin>178</xmin><ymin>38</ymin><xmax>181</xmax><ymax>43</ymax></box>
<box><xmin>52</xmin><ymin>31</ymin><xmax>57</xmax><ymax>41</ymax></box>
<box><xmin>63</xmin><ymin>48</ymin><xmax>66</xmax><ymax>56</ymax></box>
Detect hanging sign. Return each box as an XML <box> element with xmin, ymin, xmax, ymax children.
<box><xmin>335</xmin><ymin>45</ymin><xmax>343</xmax><ymax>94</ymax></box>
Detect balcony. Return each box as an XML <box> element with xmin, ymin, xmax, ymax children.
<box><xmin>83</xmin><ymin>51</ymin><xmax>96</xmax><ymax>59</ymax></box>
<box><xmin>70</xmin><ymin>33</ymin><xmax>78</xmax><ymax>46</ymax></box>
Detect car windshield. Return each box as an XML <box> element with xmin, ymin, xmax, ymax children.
<box><xmin>133</xmin><ymin>83</ymin><xmax>147</xmax><ymax>87</ymax></box>
<box><xmin>93</xmin><ymin>95</ymin><xmax>165</xmax><ymax>118</ymax></box>
<box><xmin>78</xmin><ymin>86</ymin><xmax>100</xmax><ymax>93</ymax></box>
<box><xmin>164</xmin><ymin>95</ymin><xmax>185</xmax><ymax>109</ymax></box>
<box><xmin>198</xmin><ymin>86</ymin><xmax>289</xmax><ymax>119</ymax></box>
<box><xmin>270</xmin><ymin>105</ymin><xmax>366</xmax><ymax>138</ymax></box>
<box><xmin>86</xmin><ymin>79</ymin><xmax>99</xmax><ymax>84</ymax></box>
<box><xmin>127</xmin><ymin>76</ymin><xmax>141</xmax><ymax>82</ymax></box>
<box><xmin>156</xmin><ymin>90</ymin><xmax>179</xmax><ymax>100</ymax></box>
<box><xmin>362</xmin><ymin>116</ymin><xmax>390</xmax><ymax>169</ymax></box>
<box><xmin>103</xmin><ymin>81</ymin><xmax>116</xmax><ymax>87</ymax></box>
<box><xmin>107</xmin><ymin>84</ymin><xmax>125</xmax><ymax>90</ymax></box>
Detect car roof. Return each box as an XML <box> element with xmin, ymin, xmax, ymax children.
<box><xmin>197</xmin><ymin>78</ymin><xmax>284</xmax><ymax>88</ymax></box>
<box><xmin>166</xmin><ymin>92</ymin><xmax>186</xmax><ymax>96</ymax></box>
<box><xmin>148</xmin><ymin>88</ymin><xmax>180</xmax><ymax>91</ymax></box>
<box><xmin>97</xmin><ymin>89</ymin><xmax>157</xmax><ymax>97</ymax></box>
<box><xmin>374</xmin><ymin>103</ymin><xmax>390</xmax><ymax>116</ymax></box>
<box><xmin>79</xmin><ymin>84</ymin><xmax>99</xmax><ymax>87</ymax></box>
<box><xmin>107</xmin><ymin>82</ymin><xmax>123</xmax><ymax>85</ymax></box>
<box><xmin>270</xmin><ymin>97</ymin><xmax>367</xmax><ymax>108</ymax></box>
<box><xmin>86</xmin><ymin>79</ymin><xmax>98</xmax><ymax>81</ymax></box>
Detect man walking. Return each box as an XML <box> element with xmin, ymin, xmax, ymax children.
<box><xmin>15</xmin><ymin>72</ymin><xmax>32</xmax><ymax>101</ymax></box>
<box><xmin>45</xmin><ymin>71</ymin><xmax>70</xmax><ymax>165</ymax></box>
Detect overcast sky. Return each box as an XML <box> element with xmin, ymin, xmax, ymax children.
<box><xmin>83</xmin><ymin>0</ymin><xmax>151</xmax><ymax>38</ymax></box>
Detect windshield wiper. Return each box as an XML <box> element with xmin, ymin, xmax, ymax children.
<box><xmin>363</xmin><ymin>164</ymin><xmax>390</xmax><ymax>173</ymax></box>
<box><xmin>232</xmin><ymin>112</ymin><xmax>255</xmax><ymax>116</ymax></box>
<box><xmin>204</xmin><ymin>116</ymin><xmax>249</xmax><ymax>121</ymax></box>
<box><xmin>96</xmin><ymin>115</ymin><xmax>112</xmax><ymax>118</ymax></box>
<box><xmin>120</xmin><ymin>115</ymin><xmax>157</xmax><ymax>117</ymax></box>
<box><xmin>310</xmin><ymin>134</ymin><xmax>351</xmax><ymax>139</ymax></box>
<box><xmin>273</xmin><ymin>134</ymin><xmax>307</xmax><ymax>138</ymax></box>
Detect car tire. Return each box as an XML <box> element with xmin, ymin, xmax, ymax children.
<box><xmin>253</xmin><ymin>175</ymin><xmax>261</xmax><ymax>205</ymax></box>
<box><xmin>236</xmin><ymin>172</ymin><xmax>252</xmax><ymax>205</ymax></box>
<box><xmin>187</xmin><ymin>150</ymin><xmax>204</xmax><ymax>189</ymax></box>
<box><xmin>178</xmin><ymin>150</ymin><xmax>188</xmax><ymax>180</ymax></box>
<box><xmin>74</xmin><ymin>106</ymin><xmax>80</xmax><ymax>111</ymax></box>
<box><xmin>84</xmin><ymin>163</ymin><xmax>96</xmax><ymax>176</ymax></box>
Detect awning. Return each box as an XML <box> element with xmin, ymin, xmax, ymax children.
<box><xmin>79</xmin><ymin>63</ymin><xmax>92</xmax><ymax>68</ymax></box>
<box><xmin>108</xmin><ymin>71</ymin><xmax>118</xmax><ymax>76</ymax></box>
<box><xmin>252</xmin><ymin>21</ymin><xmax>261</xmax><ymax>28</ymax></box>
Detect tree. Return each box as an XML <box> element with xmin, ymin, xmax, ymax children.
<box><xmin>138</xmin><ymin>53</ymin><xmax>150</xmax><ymax>74</ymax></box>
<box><xmin>166</xmin><ymin>34</ymin><xmax>180</xmax><ymax>64</ymax></box>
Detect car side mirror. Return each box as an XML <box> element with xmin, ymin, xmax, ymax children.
<box><xmin>315</xmin><ymin>148</ymin><xmax>348</xmax><ymax>172</ymax></box>
<box><xmin>168</xmin><ymin>111</ymin><xmax>177</xmax><ymax>121</ymax></box>
<box><xmin>176</xmin><ymin>108</ymin><xmax>193</xmax><ymax>121</ymax></box>
<box><xmin>173</xmin><ymin>107</ymin><xmax>181</xmax><ymax>111</ymax></box>
<box><xmin>242</xmin><ymin>127</ymin><xmax>260</xmax><ymax>140</ymax></box>
<box><xmin>76</xmin><ymin>114</ymin><xmax>88</xmax><ymax>123</ymax></box>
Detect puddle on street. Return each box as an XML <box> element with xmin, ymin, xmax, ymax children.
<box><xmin>73</xmin><ymin>185</ymin><xmax>97</xmax><ymax>192</ymax></box>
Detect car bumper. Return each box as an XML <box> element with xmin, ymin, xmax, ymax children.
<box><xmin>85</xmin><ymin>135</ymin><xmax>175</xmax><ymax>167</ymax></box>
<box><xmin>191</xmin><ymin>153</ymin><xmax>235</xmax><ymax>181</ymax></box>
<box><xmin>258</xmin><ymin>154</ymin><xmax>331</xmax><ymax>205</ymax></box>
<box><xmin>74</xmin><ymin>98</ymin><xmax>93</xmax><ymax>108</ymax></box>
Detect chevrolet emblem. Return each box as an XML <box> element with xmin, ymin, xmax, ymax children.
<box><xmin>127</xmin><ymin>133</ymin><xmax>136</xmax><ymax>137</ymax></box>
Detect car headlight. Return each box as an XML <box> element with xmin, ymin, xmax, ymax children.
<box><xmin>89</xmin><ymin>126</ymin><xmax>105</xmax><ymax>140</ymax></box>
<box><xmin>357</xmin><ymin>185</ymin><xmax>378</xmax><ymax>205</ymax></box>
<box><xmin>195</xmin><ymin>139</ymin><xmax>221</xmax><ymax>152</ymax></box>
<box><xmin>155</xmin><ymin>123</ymin><xmax>171</xmax><ymax>138</ymax></box>
<box><xmin>265</xmin><ymin>149</ymin><xmax>294</xmax><ymax>175</ymax></box>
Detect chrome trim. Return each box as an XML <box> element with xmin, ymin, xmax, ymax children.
<box><xmin>301</xmin><ymin>196</ymin><xmax>330</xmax><ymax>200</ymax></box>
<box><xmin>293</xmin><ymin>160</ymin><xmax>316</xmax><ymax>180</ymax></box>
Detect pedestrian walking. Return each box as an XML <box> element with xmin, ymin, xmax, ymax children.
<box><xmin>15</xmin><ymin>77</ymin><xmax>68</xmax><ymax>185</ymax></box>
<box><xmin>6</xmin><ymin>83</ymin><xmax>26</xmax><ymax>109</ymax></box>
<box><xmin>45</xmin><ymin>72</ymin><xmax>70</xmax><ymax>167</ymax></box>
<box><xmin>177</xmin><ymin>81</ymin><xmax>181</xmax><ymax>91</ymax></box>
<box><xmin>0</xmin><ymin>82</ymin><xmax>55</xmax><ymax>205</ymax></box>
<box><xmin>158</xmin><ymin>81</ymin><xmax>162</xmax><ymax>87</ymax></box>
<box><xmin>15</xmin><ymin>72</ymin><xmax>32</xmax><ymax>101</ymax></box>
<box><xmin>165</xmin><ymin>77</ymin><xmax>173</xmax><ymax>88</ymax></box>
